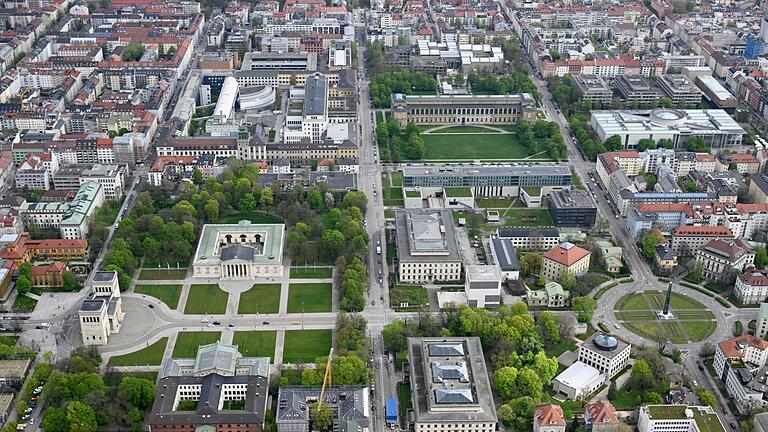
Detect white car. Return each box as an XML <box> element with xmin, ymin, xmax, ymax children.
<box><xmin>200</xmin><ymin>317</ymin><xmax>209</xmax><ymax>323</ymax></box>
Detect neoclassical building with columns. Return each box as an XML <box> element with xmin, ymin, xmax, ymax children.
<box><xmin>192</xmin><ymin>221</ymin><xmax>285</xmax><ymax>280</ymax></box>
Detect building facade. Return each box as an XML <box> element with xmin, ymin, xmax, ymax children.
<box><xmin>391</xmin><ymin>93</ymin><xmax>538</xmax><ymax>126</ymax></box>
<box><xmin>395</xmin><ymin>210</ymin><xmax>462</xmax><ymax>284</ymax></box>
<box><xmin>192</xmin><ymin>222</ymin><xmax>285</xmax><ymax>280</ymax></box>
<box><xmin>541</xmin><ymin>242</ymin><xmax>591</xmax><ymax>282</ymax></box>
<box><xmin>78</xmin><ymin>271</ymin><xmax>123</xmax><ymax>345</ymax></box>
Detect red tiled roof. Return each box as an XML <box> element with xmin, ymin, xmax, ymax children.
<box><xmin>587</xmin><ymin>400</ymin><xmax>618</xmax><ymax>425</ymax></box>
<box><xmin>671</xmin><ymin>226</ymin><xmax>733</xmax><ymax>237</ymax></box>
<box><xmin>543</xmin><ymin>243</ymin><xmax>590</xmax><ymax>266</ymax></box>
<box><xmin>718</xmin><ymin>335</ymin><xmax>768</xmax><ymax>359</ymax></box>
<box><xmin>535</xmin><ymin>405</ymin><xmax>566</xmax><ymax>427</ymax></box>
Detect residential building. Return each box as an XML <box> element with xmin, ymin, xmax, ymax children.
<box><xmin>489</xmin><ymin>238</ymin><xmax>520</xmax><ymax>281</ymax></box>
<box><xmin>402</xmin><ymin>165</ymin><xmax>572</xmax><ymax>198</ymax></box>
<box><xmin>78</xmin><ymin>271</ymin><xmax>123</xmax><ymax>346</ymax></box>
<box><xmin>496</xmin><ymin>228</ymin><xmax>560</xmax><ymax>251</ymax></box>
<box><xmin>637</xmin><ymin>405</ymin><xmax>726</xmax><ymax>432</ymax></box>
<box><xmin>590</xmin><ymin>109</ymin><xmax>745</xmax><ymax>149</ymax></box>
<box><xmin>548</xmin><ymin>190</ymin><xmax>597</xmax><ymax>228</ymax></box>
<box><xmin>390</xmin><ymin>93</ymin><xmax>538</xmax><ymax>127</ymax></box>
<box><xmin>714</xmin><ymin>335</ymin><xmax>768</xmax><ymax>381</ymax></box>
<box><xmin>150</xmin><ymin>343</ymin><xmax>271</xmax><ymax>432</ymax></box>
<box><xmin>395</xmin><ymin>210</ymin><xmax>461</xmax><ymax>284</ymax></box>
<box><xmin>670</xmin><ymin>226</ymin><xmax>735</xmax><ymax>256</ymax></box>
<box><xmin>15</xmin><ymin>154</ymin><xmax>58</xmax><ymax>191</ymax></box>
<box><xmin>533</xmin><ymin>405</ymin><xmax>565</xmax><ymax>432</ymax></box>
<box><xmin>541</xmin><ymin>242</ymin><xmax>591</xmax><ymax>282</ymax></box>
<box><xmin>657</xmin><ymin>74</ymin><xmax>703</xmax><ymax>105</ymax></box>
<box><xmin>465</xmin><ymin>265</ymin><xmax>501</xmax><ymax>308</ymax></box>
<box><xmin>735</xmin><ymin>269</ymin><xmax>768</xmax><ymax>305</ymax></box>
<box><xmin>79</xmin><ymin>164</ymin><xmax>126</xmax><ymax>200</ymax></box>
<box><xmin>716</xmin><ymin>153</ymin><xmax>760</xmax><ymax>175</ymax></box>
<box><xmin>192</xmin><ymin>222</ymin><xmax>286</xmax><ymax>280</ymax></box>
<box><xmin>715</xmin><ymin>335</ymin><xmax>768</xmax><ymax>413</ymax></box>
<box><xmin>585</xmin><ymin>400</ymin><xmax>619</xmax><ymax>432</ymax></box>
<box><xmin>750</xmin><ymin>174</ymin><xmax>768</xmax><ymax>204</ymax></box>
<box><xmin>595</xmin><ymin>241</ymin><xmax>623</xmax><ymax>274</ymax></box>
<box><xmin>655</xmin><ymin>244</ymin><xmax>678</xmax><ymax>271</ymax></box>
<box><xmin>578</xmin><ymin>333</ymin><xmax>631</xmax><ymax>379</ymax></box>
<box><xmin>757</xmin><ymin>303</ymin><xmax>768</xmax><ymax>340</ymax></box>
<box><xmin>695</xmin><ymin>239</ymin><xmax>755</xmax><ymax>283</ymax></box>
<box><xmin>407</xmin><ymin>337</ymin><xmax>497</xmax><ymax>432</ymax></box>
<box><xmin>526</xmin><ymin>281</ymin><xmax>570</xmax><ymax>308</ymax></box>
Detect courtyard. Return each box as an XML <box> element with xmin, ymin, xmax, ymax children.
<box><xmin>614</xmin><ymin>291</ymin><xmax>716</xmax><ymax>343</ymax></box>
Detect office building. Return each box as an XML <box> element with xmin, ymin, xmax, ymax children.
<box><xmin>578</xmin><ymin>333</ymin><xmax>631</xmax><ymax>379</ymax></box>
<box><xmin>0</xmin><ymin>359</ymin><xmax>31</xmax><ymax>390</ymax></box>
<box><xmin>613</xmin><ymin>75</ymin><xmax>659</xmax><ymax>106</ymax></box>
<box><xmin>694</xmin><ymin>239</ymin><xmax>755</xmax><ymax>283</ymax></box>
<box><xmin>79</xmin><ymin>164</ymin><xmax>126</xmax><ymax>200</ymax></box>
<box><xmin>20</xmin><ymin>182</ymin><xmax>105</xmax><ymax>240</ymax></box>
<box><xmin>390</xmin><ymin>93</ymin><xmax>538</xmax><ymax>127</ymax></box>
<box><xmin>735</xmin><ymin>269</ymin><xmax>768</xmax><ymax>305</ymax></box>
<box><xmin>496</xmin><ymin>228</ymin><xmax>561</xmax><ymax>251</ymax></box>
<box><xmin>276</xmin><ymin>386</ymin><xmax>369</xmax><ymax>432</ymax></box>
<box><xmin>657</xmin><ymin>75</ymin><xmax>703</xmax><ymax>105</ymax></box>
<box><xmin>590</xmin><ymin>109</ymin><xmax>745</xmax><ymax>150</ymax></box>
<box><xmin>542</xmin><ymin>242</ymin><xmax>591</xmax><ymax>282</ymax></box>
<box><xmin>670</xmin><ymin>225</ymin><xmax>735</xmax><ymax>256</ymax></box>
<box><xmin>714</xmin><ymin>335</ymin><xmax>768</xmax><ymax>413</ymax></box>
<box><xmin>757</xmin><ymin>303</ymin><xmax>768</xmax><ymax>340</ymax></box>
<box><xmin>637</xmin><ymin>405</ymin><xmax>725</xmax><ymax>432</ymax></box>
<box><xmin>750</xmin><ymin>174</ymin><xmax>768</xmax><ymax>204</ymax></box>
<box><xmin>149</xmin><ymin>343</ymin><xmax>270</xmax><ymax>432</ymax></box>
<box><xmin>464</xmin><ymin>265</ymin><xmax>502</xmax><ymax>308</ymax></box>
<box><xmin>407</xmin><ymin>337</ymin><xmax>497</xmax><ymax>432</ymax></box>
<box><xmin>15</xmin><ymin>154</ymin><xmax>58</xmax><ymax>191</ymax></box>
<box><xmin>78</xmin><ymin>271</ymin><xmax>123</xmax><ymax>345</ymax></box>
<box><xmin>552</xmin><ymin>361</ymin><xmax>604</xmax><ymax>400</ymax></box>
<box><xmin>395</xmin><ymin>210</ymin><xmax>461</xmax><ymax>284</ymax></box>
<box><xmin>572</xmin><ymin>75</ymin><xmax>613</xmax><ymax>105</ymax></box>
<box><xmin>548</xmin><ymin>190</ymin><xmax>597</xmax><ymax>228</ymax></box>
<box><xmin>489</xmin><ymin>238</ymin><xmax>520</xmax><ymax>281</ymax></box>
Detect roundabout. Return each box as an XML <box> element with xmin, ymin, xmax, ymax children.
<box><xmin>614</xmin><ymin>291</ymin><xmax>716</xmax><ymax>343</ymax></box>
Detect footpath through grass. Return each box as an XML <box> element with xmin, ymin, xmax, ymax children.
<box><xmin>184</xmin><ymin>284</ymin><xmax>229</xmax><ymax>314</ymax></box>
<box><xmin>283</xmin><ymin>329</ymin><xmax>332</xmax><ymax>363</ymax></box>
<box><xmin>107</xmin><ymin>337</ymin><xmax>168</xmax><ymax>366</ymax></box>
<box><xmin>238</xmin><ymin>284</ymin><xmax>281</xmax><ymax>314</ymax></box>
<box><xmin>135</xmin><ymin>284</ymin><xmax>183</xmax><ymax>309</ymax></box>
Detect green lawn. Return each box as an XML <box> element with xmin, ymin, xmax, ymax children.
<box><xmin>661</xmin><ymin>321</ymin><xmax>687</xmax><ymax>344</ymax></box>
<box><xmin>287</xmin><ymin>283</ymin><xmax>333</xmax><ymax>313</ymax></box>
<box><xmin>399</xmin><ymin>382</ymin><xmax>412</xmax><ymax>418</ymax></box>
<box><xmin>391</xmin><ymin>171</ymin><xmax>404</xmax><ymax>186</ymax></box>
<box><xmin>444</xmin><ymin>187</ymin><xmax>472</xmax><ymax>197</ymax></box>
<box><xmin>476</xmin><ymin>198</ymin><xmax>515</xmax><ymax>208</ymax></box>
<box><xmin>616</xmin><ymin>291</ymin><xmax>715</xmax><ymax>343</ymax></box>
<box><xmin>218</xmin><ymin>211</ymin><xmax>283</xmax><ymax>224</ymax></box>
<box><xmin>545</xmin><ymin>341</ymin><xmax>577</xmax><ymax>358</ymax></box>
<box><xmin>290</xmin><ymin>267</ymin><xmax>333</xmax><ymax>279</ymax></box>
<box><xmin>504</xmin><ymin>208</ymin><xmax>553</xmax><ymax>227</ymax></box>
<box><xmin>391</xmin><ymin>285</ymin><xmax>428</xmax><ymax>310</ymax></box>
<box><xmin>622</xmin><ymin>322</ymin><xmax>662</xmax><ymax>340</ymax></box>
<box><xmin>232</xmin><ymin>331</ymin><xmax>277</xmax><ymax>362</ymax></box>
<box><xmin>383</xmin><ymin>187</ymin><xmax>404</xmax><ymax>207</ymax></box>
<box><xmin>616</xmin><ymin>311</ymin><xmax>656</xmax><ymax>321</ymax></box>
<box><xmin>681</xmin><ymin>321</ymin><xmax>717</xmax><ymax>342</ymax></box>
<box><xmin>12</xmin><ymin>295</ymin><xmax>37</xmax><ymax>312</ymax></box>
<box><xmin>138</xmin><ymin>268</ymin><xmax>187</xmax><ymax>280</ymax></box>
<box><xmin>420</xmin><ymin>132</ymin><xmax>529</xmax><ymax>160</ymax></box>
<box><xmin>135</xmin><ymin>284</ymin><xmax>183</xmax><ymax>309</ymax></box>
<box><xmin>615</xmin><ymin>293</ymin><xmax>651</xmax><ymax>311</ymax></box>
<box><xmin>283</xmin><ymin>329</ymin><xmax>332</xmax><ymax>364</ymax></box>
<box><xmin>107</xmin><ymin>338</ymin><xmax>168</xmax><ymax>366</ymax></box>
<box><xmin>433</xmin><ymin>126</ymin><xmax>505</xmax><ymax>134</ymax></box>
<box><xmin>384</xmin><ymin>209</ymin><xmax>395</xmax><ymax>218</ymax></box>
<box><xmin>610</xmin><ymin>386</ymin><xmax>641</xmax><ymax>410</ymax></box>
<box><xmin>184</xmin><ymin>284</ymin><xmax>229</xmax><ymax>314</ymax></box>
<box><xmin>173</xmin><ymin>332</ymin><xmax>222</xmax><ymax>358</ymax></box>
<box><xmin>238</xmin><ymin>284</ymin><xmax>281</xmax><ymax>314</ymax></box>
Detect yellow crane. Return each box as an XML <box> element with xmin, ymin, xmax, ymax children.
<box><xmin>317</xmin><ymin>348</ymin><xmax>335</xmax><ymax>409</ymax></box>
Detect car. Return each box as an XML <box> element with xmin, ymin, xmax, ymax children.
<box><xmin>723</xmin><ymin>407</ymin><xmax>728</xmax><ymax>414</ymax></box>
<box><xmin>614</xmin><ymin>323</ymin><xmax>621</xmax><ymax>329</ymax></box>
<box><xmin>207</xmin><ymin>323</ymin><xmax>215</xmax><ymax>327</ymax></box>
<box><xmin>201</xmin><ymin>317</ymin><xmax>209</xmax><ymax>323</ymax></box>
<box><xmin>378</xmin><ymin>278</ymin><xmax>383</xmax><ymax>284</ymax></box>
<box><xmin>34</xmin><ymin>386</ymin><xmax>42</xmax><ymax>393</ymax></box>
<box><xmin>228</xmin><ymin>323</ymin><xmax>235</xmax><ymax>328</ymax></box>
<box><xmin>148</xmin><ymin>304</ymin><xmax>155</xmax><ymax>309</ymax></box>
<box><xmin>698</xmin><ymin>363</ymin><xmax>704</xmax><ymax>371</ymax></box>
<box><xmin>730</xmin><ymin>423</ymin><xmax>737</xmax><ymax>430</ymax></box>
<box><xmin>262</xmin><ymin>321</ymin><xmax>270</xmax><ymax>325</ymax></box>
<box><xmin>291</xmin><ymin>321</ymin><xmax>300</xmax><ymax>325</ymax></box>
<box><xmin>378</xmin><ymin>269</ymin><xmax>382</xmax><ymax>275</ymax></box>
<box><xmin>212</xmin><ymin>321</ymin><xmax>221</xmax><ymax>326</ymax></box>
<box><xmin>29</xmin><ymin>419</ymin><xmax>34</xmax><ymax>425</ymax></box>
<box><xmin>24</xmin><ymin>408</ymin><xmax>32</xmax><ymax>413</ymax></box>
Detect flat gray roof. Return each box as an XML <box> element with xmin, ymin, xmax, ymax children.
<box><xmin>402</xmin><ymin>164</ymin><xmax>571</xmax><ymax>178</ymax></box>
<box><xmin>408</xmin><ymin>337</ymin><xmax>497</xmax><ymax>424</ymax></box>
<box><xmin>394</xmin><ymin>210</ymin><xmax>460</xmax><ymax>263</ymax></box>
<box><xmin>304</xmin><ymin>73</ymin><xmax>327</xmax><ymax>117</ymax></box>
<box><xmin>193</xmin><ymin>221</ymin><xmax>285</xmax><ymax>267</ymax></box>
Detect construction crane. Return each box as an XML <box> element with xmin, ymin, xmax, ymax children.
<box><xmin>317</xmin><ymin>348</ymin><xmax>335</xmax><ymax>409</ymax></box>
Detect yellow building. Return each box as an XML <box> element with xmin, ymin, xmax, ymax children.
<box><xmin>541</xmin><ymin>242</ymin><xmax>591</xmax><ymax>282</ymax></box>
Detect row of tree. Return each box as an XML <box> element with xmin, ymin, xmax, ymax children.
<box><xmin>512</xmin><ymin>120</ymin><xmax>567</xmax><ymax>160</ymax></box>
<box><xmin>377</xmin><ymin>121</ymin><xmax>426</xmax><ymax>162</ymax></box>
<box><xmin>337</xmin><ymin>257</ymin><xmax>367</xmax><ymax>312</ymax></box>
<box><xmin>369</xmin><ymin>70</ymin><xmax>437</xmax><ymax>108</ymax></box>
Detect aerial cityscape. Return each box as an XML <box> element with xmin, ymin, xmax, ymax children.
<box><xmin>0</xmin><ymin>0</ymin><xmax>764</xmax><ymax>431</ymax></box>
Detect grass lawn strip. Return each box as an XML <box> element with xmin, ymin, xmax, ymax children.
<box><xmin>390</xmin><ymin>171</ymin><xmax>404</xmax><ymax>186</ymax></box>
<box><xmin>173</xmin><ymin>332</ymin><xmax>222</xmax><ymax>358</ymax></box>
<box><xmin>681</xmin><ymin>321</ymin><xmax>717</xmax><ymax>342</ymax></box>
<box><xmin>287</xmin><ymin>283</ymin><xmax>332</xmax><ymax>313</ymax></box>
<box><xmin>615</xmin><ymin>293</ymin><xmax>651</xmax><ymax>311</ymax></box>
<box><xmin>420</xmin><ymin>132</ymin><xmax>529</xmax><ymax>160</ymax></box>
<box><xmin>135</xmin><ymin>284</ymin><xmax>183</xmax><ymax>309</ymax></box>
<box><xmin>504</xmin><ymin>208</ymin><xmax>553</xmax><ymax>227</ymax></box>
<box><xmin>283</xmin><ymin>329</ymin><xmax>332</xmax><ymax>364</ymax></box>
<box><xmin>289</xmin><ymin>267</ymin><xmax>333</xmax><ymax>279</ymax></box>
<box><xmin>238</xmin><ymin>284</ymin><xmax>281</xmax><ymax>314</ymax></box>
<box><xmin>138</xmin><ymin>269</ymin><xmax>187</xmax><ymax>280</ymax></box>
<box><xmin>232</xmin><ymin>331</ymin><xmax>277</xmax><ymax>361</ymax></box>
<box><xmin>107</xmin><ymin>338</ymin><xmax>168</xmax><ymax>366</ymax></box>
<box><xmin>184</xmin><ymin>284</ymin><xmax>229</xmax><ymax>314</ymax></box>
<box><xmin>12</xmin><ymin>296</ymin><xmax>37</xmax><ymax>312</ymax></box>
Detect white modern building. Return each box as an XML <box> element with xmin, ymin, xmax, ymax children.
<box><xmin>637</xmin><ymin>405</ymin><xmax>726</xmax><ymax>432</ymax></box>
<box><xmin>578</xmin><ymin>333</ymin><xmax>631</xmax><ymax>379</ymax></box>
<box><xmin>464</xmin><ymin>265</ymin><xmax>502</xmax><ymax>308</ymax></box>
<box><xmin>735</xmin><ymin>269</ymin><xmax>768</xmax><ymax>305</ymax></box>
<box><xmin>79</xmin><ymin>164</ymin><xmax>126</xmax><ymax>200</ymax></box>
<box><xmin>590</xmin><ymin>109</ymin><xmax>745</xmax><ymax>149</ymax></box>
<box><xmin>552</xmin><ymin>361</ymin><xmax>604</xmax><ymax>401</ymax></box>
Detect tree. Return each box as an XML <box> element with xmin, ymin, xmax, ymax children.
<box><xmin>382</xmin><ymin>320</ymin><xmax>409</xmax><ymax>352</ymax></box>
<box><xmin>688</xmin><ymin>262</ymin><xmax>703</xmax><ymax>284</ymax></box>
<box><xmin>493</xmin><ymin>366</ymin><xmax>518</xmax><ymax>400</ymax></box>
<box><xmin>572</xmin><ymin>296</ymin><xmax>596</xmax><ymax>322</ymax></box>
<box><xmin>321</xmin><ymin>230</ymin><xmax>345</xmax><ymax>258</ymax></box>
<box><xmin>19</xmin><ymin>262</ymin><xmax>31</xmax><ymax>278</ymax></box>
<box><xmin>604</xmin><ymin>135</ymin><xmax>623</xmax><ymax>151</ymax></box>
<box><xmin>560</xmin><ymin>271</ymin><xmax>576</xmax><ymax>291</ymax></box>
<box><xmin>515</xmin><ymin>368</ymin><xmax>543</xmax><ymax>400</ymax></box>
<box><xmin>637</xmin><ymin>138</ymin><xmax>657</xmax><ymax>151</ymax></box>
<box><xmin>203</xmin><ymin>199</ymin><xmax>219</xmax><ymax>222</ymax></box>
<box><xmin>66</xmin><ymin>401</ymin><xmax>97</xmax><ymax>432</ymax></box>
<box><xmin>62</xmin><ymin>271</ymin><xmax>77</xmax><ymax>291</ymax></box>
<box><xmin>117</xmin><ymin>377</ymin><xmax>155</xmax><ymax>409</ymax></box>
<box><xmin>538</xmin><ymin>312</ymin><xmax>560</xmax><ymax>344</ymax></box>
<box><xmin>238</xmin><ymin>193</ymin><xmax>256</xmax><ymax>213</ymax></box>
<box><xmin>641</xmin><ymin>231</ymin><xmax>665</xmax><ymax>260</ymax></box>
<box><xmin>259</xmin><ymin>187</ymin><xmax>274</xmax><ymax>208</ymax></box>
<box><xmin>307</xmin><ymin>188</ymin><xmax>324</xmax><ymax>210</ymax></box>
<box><xmin>498</xmin><ymin>403</ymin><xmax>514</xmax><ymax>426</ymax></box>
<box><xmin>42</xmin><ymin>407</ymin><xmax>69</xmax><ymax>432</ymax></box>
<box><xmin>607</xmin><ymin>380</ymin><xmax>617</xmax><ymax>399</ymax></box>
<box><xmin>15</xmin><ymin>275</ymin><xmax>31</xmax><ymax>296</ymax></box>
<box><xmin>311</xmin><ymin>402</ymin><xmax>333</xmax><ymax>432</ymax></box>
<box><xmin>659</xmin><ymin>97</ymin><xmax>674</xmax><ymax>108</ymax></box>
<box><xmin>122</xmin><ymin>43</ymin><xmax>145</xmax><ymax>62</ymax></box>
<box><xmin>507</xmin><ymin>397</ymin><xmax>535</xmax><ymax>431</ymax></box>
<box><xmin>755</xmin><ymin>246</ymin><xmax>768</xmax><ymax>268</ymax></box>
<box><xmin>697</xmin><ymin>389</ymin><xmax>717</xmax><ymax>407</ymax></box>
<box><xmin>342</xmin><ymin>191</ymin><xmax>367</xmax><ymax>212</ymax></box>
<box><xmin>642</xmin><ymin>391</ymin><xmax>663</xmax><ymax>404</ymax></box>
<box><xmin>520</xmin><ymin>252</ymin><xmax>542</xmax><ymax>277</ymax></box>
<box><xmin>531</xmin><ymin>352</ymin><xmax>558</xmax><ymax>385</ymax></box>
<box><xmin>629</xmin><ymin>359</ymin><xmax>654</xmax><ymax>391</ymax></box>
